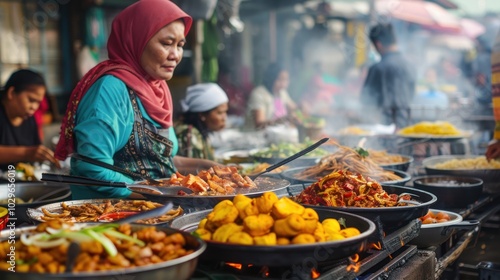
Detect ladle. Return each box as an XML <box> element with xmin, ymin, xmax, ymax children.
<box><xmin>248</xmin><ymin>137</ymin><xmax>329</xmax><ymax>180</ymax></box>
<box><xmin>41</xmin><ymin>173</ymin><xmax>194</xmax><ymax>195</ymax></box>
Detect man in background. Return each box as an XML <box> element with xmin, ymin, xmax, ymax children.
<box><xmin>360</xmin><ymin>23</ymin><xmax>415</xmax><ymax>129</ymax></box>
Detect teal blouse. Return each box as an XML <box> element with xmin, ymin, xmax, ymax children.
<box><xmin>70</xmin><ymin>75</ymin><xmax>178</xmax><ymax>199</ymax></box>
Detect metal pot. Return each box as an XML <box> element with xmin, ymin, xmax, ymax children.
<box><xmin>411</xmin><ymin>175</ymin><xmax>483</xmax><ymax>209</ymax></box>
<box><xmin>410</xmin><ymin>209</ymin><xmax>479</xmax><ymax>248</ymax></box>
<box><xmin>0</xmin><ymin>182</ymin><xmax>71</xmax><ymax>225</ymax></box>
<box><xmin>422</xmin><ymin>155</ymin><xmax>500</xmax><ymax>193</ymax></box>
<box><xmin>170</xmin><ymin>208</ymin><xmax>376</xmax><ymax>266</ymax></box>
<box><xmin>0</xmin><ymin>223</ymin><xmax>206</xmax><ymax>280</ymax></box>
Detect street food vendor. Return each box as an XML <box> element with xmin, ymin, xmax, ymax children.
<box><xmin>244</xmin><ymin>62</ymin><xmax>298</xmax><ymax>130</ymax></box>
<box><xmin>360</xmin><ymin>23</ymin><xmax>415</xmax><ymax>129</ymax></box>
<box><xmin>55</xmin><ymin>0</ymin><xmax>220</xmax><ymax>199</ymax></box>
<box><xmin>175</xmin><ymin>83</ymin><xmax>228</xmax><ymax>160</ymax></box>
<box><xmin>0</xmin><ymin>69</ymin><xmax>60</xmax><ymax>171</ymax></box>
<box><xmin>486</xmin><ymin>30</ymin><xmax>500</xmax><ymax>160</ymax></box>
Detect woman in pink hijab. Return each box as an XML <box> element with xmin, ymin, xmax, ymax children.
<box><xmin>55</xmin><ymin>0</ymin><xmax>219</xmax><ymax>199</ymax></box>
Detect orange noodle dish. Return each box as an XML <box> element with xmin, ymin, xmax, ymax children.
<box><xmin>294</xmin><ymin>170</ymin><xmax>411</xmax><ymax>207</ymax></box>
<box><xmin>295</xmin><ymin>144</ymin><xmax>402</xmax><ymax>182</ymax></box>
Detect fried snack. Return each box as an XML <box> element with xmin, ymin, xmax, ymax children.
<box><xmin>296</xmin><ymin>143</ymin><xmax>402</xmax><ymax>182</ymax></box>
<box><xmin>40</xmin><ymin>200</ymin><xmax>183</xmax><ymax>224</ymax></box>
<box><xmin>164</xmin><ymin>166</ymin><xmax>257</xmax><ymax>196</ymax></box>
<box><xmin>0</xmin><ymin>222</ymin><xmax>195</xmax><ymax>273</ymax></box>
<box><xmin>193</xmin><ymin>192</ymin><xmax>362</xmax><ymax>246</ymax></box>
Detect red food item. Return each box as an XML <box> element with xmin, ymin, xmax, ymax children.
<box><xmin>295</xmin><ymin>170</ymin><xmax>403</xmax><ymax>208</ymax></box>
<box><xmin>98</xmin><ymin>211</ymin><xmax>138</xmax><ymax>221</ymax></box>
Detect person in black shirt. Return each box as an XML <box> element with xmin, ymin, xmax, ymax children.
<box><xmin>360</xmin><ymin>23</ymin><xmax>415</xmax><ymax>129</ymax></box>
<box><xmin>0</xmin><ymin>69</ymin><xmax>60</xmax><ymax>170</ymax></box>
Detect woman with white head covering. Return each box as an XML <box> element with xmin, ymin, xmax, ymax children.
<box><xmin>175</xmin><ymin>83</ymin><xmax>229</xmax><ymax>159</ymax></box>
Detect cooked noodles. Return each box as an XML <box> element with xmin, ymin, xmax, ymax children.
<box><xmin>295</xmin><ymin>170</ymin><xmax>411</xmax><ymax>207</ymax></box>
<box><xmin>368</xmin><ymin>150</ymin><xmax>407</xmax><ymax>165</ymax></box>
<box><xmin>296</xmin><ymin>143</ymin><xmax>402</xmax><ymax>182</ymax></box>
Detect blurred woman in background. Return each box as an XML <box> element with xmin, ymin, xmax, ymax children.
<box><xmin>0</xmin><ymin>69</ymin><xmax>60</xmax><ymax>171</ymax></box>
<box><xmin>175</xmin><ymin>83</ymin><xmax>228</xmax><ymax>160</ymax></box>
<box><xmin>244</xmin><ymin>62</ymin><xmax>297</xmax><ymax>129</ymax></box>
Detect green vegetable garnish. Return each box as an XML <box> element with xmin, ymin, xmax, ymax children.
<box><xmin>355</xmin><ymin>147</ymin><xmax>369</xmax><ymax>158</ymax></box>
<box><xmin>338</xmin><ymin>217</ymin><xmax>347</xmax><ymax>228</ymax></box>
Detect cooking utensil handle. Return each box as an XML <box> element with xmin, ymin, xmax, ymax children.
<box><xmin>41</xmin><ymin>173</ymin><xmax>127</xmax><ymax>188</ymax></box>
<box><xmin>115</xmin><ymin>202</ymin><xmax>174</xmax><ymax>224</ymax></box>
<box><xmin>71</xmin><ymin>153</ymin><xmax>143</xmax><ymax>180</ymax></box>
<box><xmin>261</xmin><ymin>137</ymin><xmax>329</xmax><ymax>175</ymax></box>
<box><xmin>442</xmin><ymin>220</ymin><xmax>480</xmax><ymax>235</ymax></box>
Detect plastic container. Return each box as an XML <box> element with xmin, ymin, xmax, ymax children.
<box><xmin>477</xmin><ymin>261</ymin><xmax>500</xmax><ymax>280</ymax></box>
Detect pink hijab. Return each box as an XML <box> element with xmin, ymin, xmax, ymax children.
<box><xmin>55</xmin><ymin>0</ymin><xmax>192</xmax><ymax>160</ymax></box>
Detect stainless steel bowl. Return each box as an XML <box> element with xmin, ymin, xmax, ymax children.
<box><xmin>422</xmin><ymin>155</ymin><xmax>500</xmax><ymax>193</ymax></box>
<box><xmin>0</xmin><ymin>223</ymin><xmax>206</xmax><ymax>280</ymax></box>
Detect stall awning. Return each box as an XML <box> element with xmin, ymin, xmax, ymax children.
<box><xmin>376</xmin><ymin>0</ymin><xmax>461</xmax><ymax>33</ymax></box>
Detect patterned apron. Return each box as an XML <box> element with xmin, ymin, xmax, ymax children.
<box><xmin>113</xmin><ymin>88</ymin><xmax>176</xmax><ymax>178</ymax></box>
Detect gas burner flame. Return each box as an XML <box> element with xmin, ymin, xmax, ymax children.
<box><xmin>226</xmin><ymin>262</ymin><xmax>243</xmax><ymax>270</ymax></box>
<box><xmin>260</xmin><ymin>266</ymin><xmax>269</xmax><ymax>277</ymax></box>
<box><xmin>370</xmin><ymin>241</ymin><xmax>382</xmax><ymax>250</ymax></box>
<box><xmin>346</xmin><ymin>254</ymin><xmax>361</xmax><ymax>273</ymax></box>
<box><xmin>311</xmin><ymin>267</ymin><xmax>320</xmax><ymax>279</ymax></box>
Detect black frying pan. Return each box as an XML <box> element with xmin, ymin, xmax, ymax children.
<box><xmin>298</xmin><ymin>185</ymin><xmax>437</xmax><ymax>230</ymax></box>
<box><xmin>170</xmin><ymin>208</ymin><xmax>376</xmax><ymax>266</ymax></box>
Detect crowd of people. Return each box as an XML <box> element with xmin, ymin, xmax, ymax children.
<box><xmin>1</xmin><ymin>0</ymin><xmax>499</xmax><ymax>199</ymax></box>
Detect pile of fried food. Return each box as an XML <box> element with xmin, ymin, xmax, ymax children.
<box><xmin>158</xmin><ymin>166</ymin><xmax>257</xmax><ymax>195</ymax></box>
<box><xmin>399</xmin><ymin>121</ymin><xmax>461</xmax><ymax>136</ymax></box>
<box><xmin>294</xmin><ymin>170</ymin><xmax>411</xmax><ymax>208</ymax></box>
<box><xmin>194</xmin><ymin>192</ymin><xmax>361</xmax><ymax>245</ymax></box>
<box><xmin>39</xmin><ymin>200</ymin><xmax>183</xmax><ymax>224</ymax></box>
<box><xmin>0</xmin><ymin>220</ymin><xmax>195</xmax><ymax>273</ymax></box>
<box><xmin>432</xmin><ymin>156</ymin><xmax>500</xmax><ymax>169</ymax></box>
<box><xmin>296</xmin><ymin>144</ymin><xmax>403</xmax><ymax>182</ymax></box>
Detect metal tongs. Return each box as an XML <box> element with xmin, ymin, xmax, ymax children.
<box><xmin>398</xmin><ymin>192</ymin><xmax>421</xmax><ymax>206</ymax></box>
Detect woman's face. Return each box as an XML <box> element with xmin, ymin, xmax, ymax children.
<box><xmin>202</xmin><ymin>103</ymin><xmax>228</xmax><ymax>132</ymax></box>
<box><xmin>7</xmin><ymin>85</ymin><xmax>45</xmax><ymax>119</ymax></box>
<box><xmin>140</xmin><ymin>20</ymin><xmax>186</xmax><ymax>81</ymax></box>
<box><xmin>273</xmin><ymin>71</ymin><xmax>290</xmax><ymax>93</ymax></box>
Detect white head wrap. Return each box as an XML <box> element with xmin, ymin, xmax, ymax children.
<box><xmin>180</xmin><ymin>83</ymin><xmax>229</xmax><ymax>113</ymax></box>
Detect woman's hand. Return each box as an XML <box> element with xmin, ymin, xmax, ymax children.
<box><xmin>485</xmin><ymin>141</ymin><xmax>500</xmax><ymax>161</ymax></box>
<box><xmin>25</xmin><ymin>145</ymin><xmax>61</xmax><ymax>168</ymax></box>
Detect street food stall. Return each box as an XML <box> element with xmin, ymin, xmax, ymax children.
<box><xmin>2</xmin><ymin>131</ymin><xmax>499</xmax><ymax>280</ymax></box>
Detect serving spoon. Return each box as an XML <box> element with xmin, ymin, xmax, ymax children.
<box><xmin>248</xmin><ymin>137</ymin><xmax>329</xmax><ymax>180</ymax></box>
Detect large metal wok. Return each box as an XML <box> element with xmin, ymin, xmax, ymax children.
<box><xmin>170</xmin><ymin>208</ymin><xmax>376</xmax><ymax>266</ymax></box>
<box><xmin>0</xmin><ymin>182</ymin><xmax>71</xmax><ymax>225</ymax></box>
<box><xmin>0</xmin><ymin>223</ymin><xmax>206</xmax><ymax>280</ymax></box>
<box><xmin>411</xmin><ymin>175</ymin><xmax>483</xmax><ymax>209</ymax></box>
<box><xmin>299</xmin><ymin>185</ymin><xmax>437</xmax><ymax>230</ymax></box>
<box><xmin>410</xmin><ymin>209</ymin><xmax>479</xmax><ymax>248</ymax></box>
